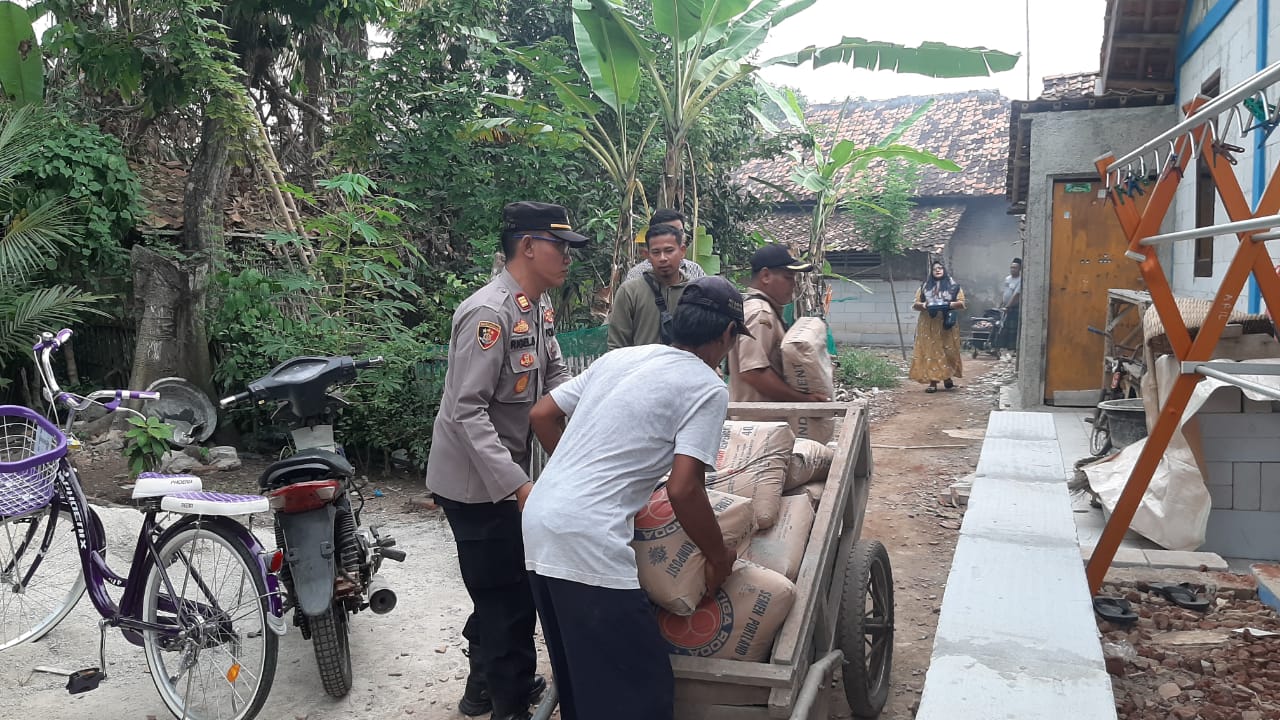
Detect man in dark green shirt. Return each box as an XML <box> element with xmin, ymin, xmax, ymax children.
<box><xmin>607</xmin><ymin>224</ymin><xmax>690</xmax><ymax>349</ymax></box>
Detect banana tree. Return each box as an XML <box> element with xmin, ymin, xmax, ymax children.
<box><xmin>750</xmin><ymin>87</ymin><xmax>959</xmax><ymax>317</ymax></box>
<box><xmin>575</xmin><ymin>0</ymin><xmax>1018</xmax><ymax>215</ymax></box>
<box><xmin>477</xmin><ymin>16</ymin><xmax>657</xmax><ymax>291</ymax></box>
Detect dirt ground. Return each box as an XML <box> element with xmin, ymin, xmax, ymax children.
<box><xmin>1</xmin><ymin>354</ymin><xmax>1006</xmax><ymax>719</ymax></box>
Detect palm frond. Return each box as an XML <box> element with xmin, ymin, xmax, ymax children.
<box><xmin>0</xmin><ymin>284</ymin><xmax>110</xmax><ymax>357</ymax></box>
<box><xmin>0</xmin><ymin>196</ymin><xmax>81</xmax><ymax>280</ymax></box>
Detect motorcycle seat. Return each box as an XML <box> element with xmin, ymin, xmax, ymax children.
<box><xmin>260</xmin><ymin>448</ymin><xmax>355</xmax><ymax>489</ymax></box>
<box><xmin>161</xmin><ymin>491</ymin><xmax>269</xmax><ymax>517</ymax></box>
<box><xmin>133</xmin><ymin>472</ymin><xmax>203</xmax><ymax>499</ymax></box>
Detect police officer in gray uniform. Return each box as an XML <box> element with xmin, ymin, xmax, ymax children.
<box><xmin>426</xmin><ymin>201</ymin><xmax>587</xmax><ymax>720</ymax></box>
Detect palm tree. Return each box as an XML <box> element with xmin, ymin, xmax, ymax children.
<box><xmin>0</xmin><ymin>106</ymin><xmax>106</xmax><ymax>380</ymax></box>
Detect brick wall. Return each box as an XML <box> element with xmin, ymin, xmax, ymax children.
<box><xmin>1194</xmin><ymin>388</ymin><xmax>1280</xmax><ymax>559</ymax></box>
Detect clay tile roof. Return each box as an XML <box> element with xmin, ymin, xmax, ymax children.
<box><xmin>738</xmin><ymin>90</ymin><xmax>1011</xmax><ymax>202</ymax></box>
<box><xmin>1040</xmin><ymin>72</ymin><xmax>1102</xmax><ymax>99</ymax></box>
<box><xmin>131</xmin><ymin>160</ymin><xmax>294</xmax><ymax>235</ymax></box>
<box><xmin>756</xmin><ymin>203</ymin><xmax>965</xmax><ymax>254</ymax></box>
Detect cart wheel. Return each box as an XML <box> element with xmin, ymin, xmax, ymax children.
<box><xmin>838</xmin><ymin>539</ymin><xmax>894</xmax><ymax>718</ymax></box>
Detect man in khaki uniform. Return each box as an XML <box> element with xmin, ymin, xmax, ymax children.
<box><xmin>607</xmin><ymin>223</ymin><xmax>689</xmax><ymax>349</ymax></box>
<box><xmin>729</xmin><ymin>244</ymin><xmax>827</xmax><ymax>403</ymax></box>
<box><xmin>426</xmin><ymin>201</ymin><xmax>587</xmax><ymax>720</ymax></box>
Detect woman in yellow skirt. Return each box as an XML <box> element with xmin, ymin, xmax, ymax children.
<box><xmin>909</xmin><ymin>261</ymin><xmax>966</xmax><ymax>393</ymax></box>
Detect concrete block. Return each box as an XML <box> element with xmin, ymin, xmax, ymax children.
<box><xmin>1143</xmin><ymin>549</ymin><xmax>1229</xmax><ymax>571</ymax></box>
<box><xmin>1079</xmin><ymin>545</ymin><xmax>1148</xmax><ymax>567</ymax></box>
<box><xmin>921</xmin><ymin>536</ymin><xmax>1115</xmax><ymax>720</ymax></box>
<box><xmin>985</xmin><ymin>411</ymin><xmax>1058</xmax><ymax>441</ymax></box>
<box><xmin>1234</xmin><ymin>462</ymin><xmax>1262</xmax><ymax>510</ymax></box>
<box><xmin>1204</xmin><ymin>510</ymin><xmax>1280</xmax><ymax>561</ymax></box>
<box><xmin>1245</xmin><ymin>397</ymin><xmax>1274</xmax><ymax>413</ymax></box>
<box><xmin>1203</xmin><ymin>461</ymin><xmax>1232</xmax><ymax>486</ymax></box>
<box><xmin>1196</xmin><ymin>387</ymin><xmax>1243</xmax><ymax>414</ymax></box>
<box><xmin>1196</xmin><ymin>413</ymin><xmax>1280</xmax><ymax>438</ymax></box>
<box><xmin>1252</xmin><ymin>564</ymin><xmax>1280</xmax><ymax>613</ymax></box>
<box><xmin>1199</xmin><ymin>438</ymin><xmax>1280</xmax><ymax>462</ymax></box>
<box><xmin>1263</xmin><ymin>464</ymin><xmax>1280</xmax><ymax>512</ymax></box>
<box><xmin>1209</xmin><ymin>483</ymin><xmax>1234</xmax><ymax>509</ymax></box>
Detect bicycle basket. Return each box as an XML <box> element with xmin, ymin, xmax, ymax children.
<box><xmin>0</xmin><ymin>405</ymin><xmax>68</xmax><ymax>517</ymax></box>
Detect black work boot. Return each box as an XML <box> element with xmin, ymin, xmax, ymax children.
<box><xmin>459</xmin><ymin>674</ymin><xmax>547</xmax><ymax>717</ymax></box>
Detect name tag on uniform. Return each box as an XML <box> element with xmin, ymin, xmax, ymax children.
<box><xmin>510</xmin><ymin>336</ymin><xmax>535</xmax><ymax>350</ymax></box>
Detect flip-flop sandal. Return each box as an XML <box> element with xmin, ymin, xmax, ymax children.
<box><xmin>1148</xmin><ymin>582</ymin><xmax>1211</xmax><ymax>612</ymax></box>
<box><xmin>1093</xmin><ymin>596</ymin><xmax>1139</xmax><ymax>625</ymax></box>
<box><xmin>925</xmin><ymin>386</ymin><xmax>938</xmax><ymax>393</ymax></box>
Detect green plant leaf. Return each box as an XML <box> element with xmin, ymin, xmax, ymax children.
<box><xmin>652</xmin><ymin>0</ymin><xmax>752</xmax><ymax>46</ymax></box>
<box><xmin>765</xmin><ymin>37</ymin><xmax>1020</xmax><ymax>78</ymax></box>
<box><xmin>0</xmin><ymin>1</ymin><xmax>42</xmax><ymax>106</ymax></box>
<box><xmin>572</xmin><ymin>0</ymin><xmax>650</xmax><ymax>112</ymax></box>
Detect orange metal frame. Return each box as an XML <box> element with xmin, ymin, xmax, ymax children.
<box><xmin>1087</xmin><ymin>97</ymin><xmax>1280</xmax><ymax>593</ymax></box>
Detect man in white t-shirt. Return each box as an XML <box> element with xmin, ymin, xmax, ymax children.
<box><xmin>523</xmin><ymin>277</ymin><xmax>748</xmax><ymax>720</ymax></box>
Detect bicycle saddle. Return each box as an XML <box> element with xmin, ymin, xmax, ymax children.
<box><xmin>259</xmin><ymin>448</ymin><xmax>354</xmax><ymax>490</ymax></box>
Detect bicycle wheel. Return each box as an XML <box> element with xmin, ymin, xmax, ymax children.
<box><xmin>142</xmin><ymin>521</ymin><xmax>277</xmax><ymax>720</ymax></box>
<box><xmin>308</xmin><ymin>600</ymin><xmax>353</xmax><ymax>697</ymax></box>
<box><xmin>0</xmin><ymin>505</ymin><xmax>86</xmax><ymax>650</ymax></box>
<box><xmin>1090</xmin><ymin>414</ymin><xmax>1112</xmax><ymax>456</ymax></box>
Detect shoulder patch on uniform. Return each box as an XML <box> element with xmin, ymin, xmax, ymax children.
<box><xmin>515</xmin><ymin>293</ymin><xmax>532</xmax><ymax>312</ymax></box>
<box><xmin>477</xmin><ymin>321</ymin><xmax>501</xmax><ymax>350</ymax></box>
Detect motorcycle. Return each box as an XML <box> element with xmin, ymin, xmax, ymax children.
<box><xmin>220</xmin><ymin>355</ymin><xmax>406</xmax><ymax>697</ymax></box>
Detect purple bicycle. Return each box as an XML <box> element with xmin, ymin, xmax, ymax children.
<box><xmin>0</xmin><ymin>328</ymin><xmax>284</xmax><ymax>720</ymax></box>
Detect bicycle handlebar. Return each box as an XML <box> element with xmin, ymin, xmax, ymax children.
<box><xmin>354</xmin><ymin>356</ymin><xmax>385</xmax><ymax>370</ymax></box>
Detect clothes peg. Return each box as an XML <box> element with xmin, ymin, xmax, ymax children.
<box><xmin>1125</xmin><ymin>173</ymin><xmax>1145</xmax><ymax>198</ymax></box>
<box><xmin>1163</xmin><ymin>152</ymin><xmax>1183</xmax><ymax>180</ymax></box>
<box><xmin>1212</xmin><ymin>141</ymin><xmax>1245</xmax><ymax>166</ymax></box>
<box><xmin>1243</xmin><ymin>97</ymin><xmax>1280</xmax><ymax>139</ymax></box>
<box><xmin>1112</xmin><ymin>184</ymin><xmax>1126</xmax><ymax>205</ymax></box>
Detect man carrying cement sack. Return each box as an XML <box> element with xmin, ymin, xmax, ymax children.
<box><xmin>524</xmin><ymin>276</ymin><xmax>749</xmax><ymax>720</ymax></box>
<box><xmin>729</xmin><ymin>244</ymin><xmax>829</xmax><ymax>403</ymax></box>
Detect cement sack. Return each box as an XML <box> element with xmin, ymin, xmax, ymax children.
<box><xmin>633</xmin><ymin>487</ymin><xmax>757</xmax><ymax>616</ymax></box>
<box><xmin>706</xmin><ymin>421</ymin><xmax>794</xmax><ymax>530</ymax></box>
<box><xmin>783</xmin><ymin>479</ymin><xmax>825</xmax><ymax>508</ymax></box>
<box><xmin>657</xmin><ymin>561</ymin><xmax>797</xmax><ymax>662</ymax></box>
<box><xmin>742</xmin><ymin>494</ymin><xmax>815</xmax><ymax>581</ymax></box>
<box><xmin>785</xmin><ymin>438</ymin><xmax>835</xmax><ymax>490</ymax></box>
<box><xmin>780</xmin><ymin>317</ymin><xmax>836</xmax><ymax>443</ymax></box>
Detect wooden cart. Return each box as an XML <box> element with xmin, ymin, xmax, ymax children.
<box><xmin>533</xmin><ymin>401</ymin><xmax>893</xmax><ymax>720</ymax></box>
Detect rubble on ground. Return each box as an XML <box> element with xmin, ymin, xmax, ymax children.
<box><xmin>1098</xmin><ymin>580</ymin><xmax>1280</xmax><ymax>720</ymax></box>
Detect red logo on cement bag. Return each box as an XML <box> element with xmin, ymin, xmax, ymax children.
<box><xmin>634</xmin><ymin>487</ymin><xmax>679</xmax><ymax>542</ymax></box>
<box><xmin>658</xmin><ymin>590</ymin><xmax>735</xmax><ymax>657</ymax></box>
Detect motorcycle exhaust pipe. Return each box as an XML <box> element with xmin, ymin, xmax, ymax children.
<box><xmin>367</xmin><ymin>575</ymin><xmax>397</xmax><ymax>614</ymax></box>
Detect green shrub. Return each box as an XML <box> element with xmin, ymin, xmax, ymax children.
<box><xmin>122</xmin><ymin>415</ymin><xmax>174</xmax><ymax>477</ymax></box>
<box><xmin>835</xmin><ymin>348</ymin><xmax>901</xmax><ymax>390</ymax></box>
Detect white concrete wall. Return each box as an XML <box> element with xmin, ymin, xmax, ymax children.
<box><xmin>827</xmin><ymin>277</ymin><xmax>922</xmax><ymax>346</ymax></box>
<box><xmin>1194</xmin><ymin>389</ymin><xmax>1280</xmax><ymax>559</ymax></box>
<box><xmin>1172</xmin><ymin>0</ymin><xmax>1280</xmax><ymax>305</ymax></box>
<box><xmin>1018</xmin><ymin>105</ymin><xmax>1179</xmax><ymax>406</ymax></box>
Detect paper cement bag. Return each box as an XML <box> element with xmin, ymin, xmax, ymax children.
<box><xmin>780</xmin><ymin>317</ymin><xmax>836</xmax><ymax>443</ymax></box>
<box><xmin>706</xmin><ymin>421</ymin><xmax>794</xmax><ymax>530</ymax></box>
<box><xmin>785</xmin><ymin>438</ymin><xmax>835</xmax><ymax>490</ymax></box>
<box><xmin>657</xmin><ymin>561</ymin><xmax>797</xmax><ymax>662</ymax></box>
<box><xmin>783</xmin><ymin>479</ymin><xmax>826</xmax><ymax>509</ymax></box>
<box><xmin>742</xmin><ymin>494</ymin><xmax>815</xmax><ymax>581</ymax></box>
<box><xmin>633</xmin><ymin>487</ymin><xmax>756</xmax><ymax>616</ymax></box>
